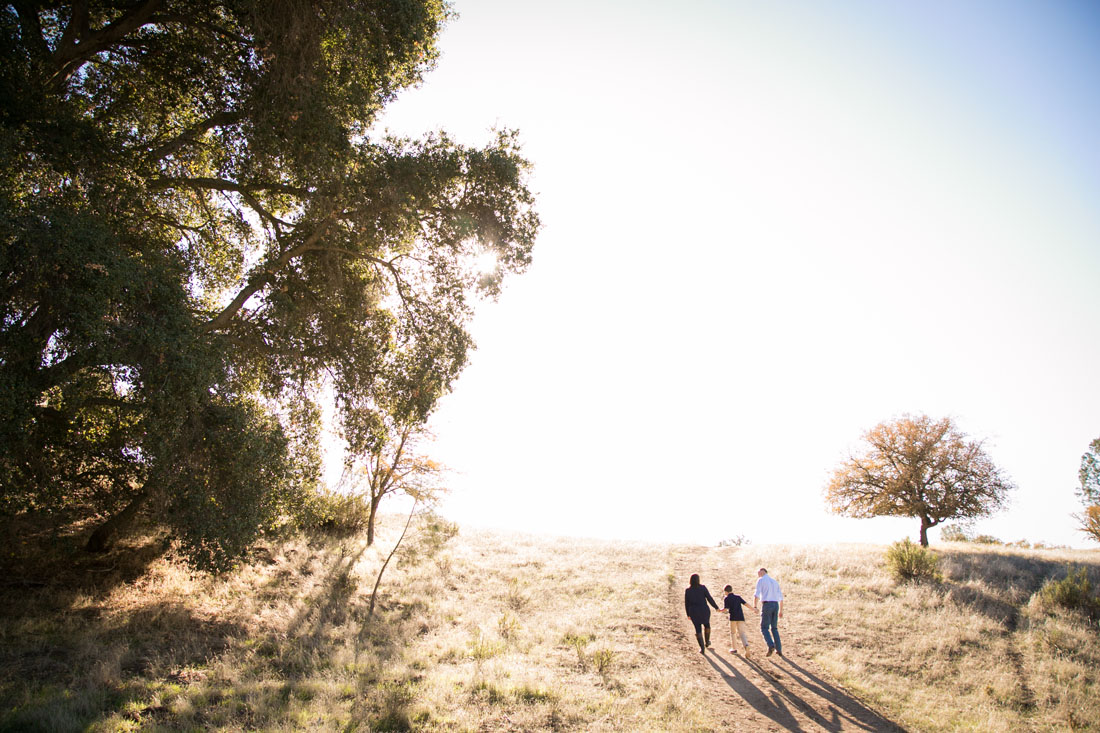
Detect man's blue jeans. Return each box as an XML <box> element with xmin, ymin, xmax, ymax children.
<box><xmin>760</xmin><ymin>601</ymin><xmax>781</xmax><ymax>652</ymax></box>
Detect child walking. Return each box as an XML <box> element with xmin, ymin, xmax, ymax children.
<box><xmin>723</xmin><ymin>584</ymin><xmax>756</xmax><ymax>656</ymax></box>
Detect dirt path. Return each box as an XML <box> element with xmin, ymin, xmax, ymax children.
<box><xmin>654</xmin><ymin>549</ymin><xmax>907</xmax><ymax>732</ymax></box>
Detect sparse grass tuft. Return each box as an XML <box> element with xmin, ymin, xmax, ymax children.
<box><xmin>504</xmin><ymin>577</ymin><xmax>529</xmax><ymax>611</ymax></box>
<box><xmin>497</xmin><ymin>612</ymin><xmax>520</xmax><ymax>640</ymax></box>
<box><xmin>591</xmin><ymin>647</ymin><xmax>614</xmax><ymax>676</ymax></box>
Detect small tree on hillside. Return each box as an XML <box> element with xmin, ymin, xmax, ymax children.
<box><xmin>1078</xmin><ymin>437</ymin><xmax>1100</xmax><ymax>543</ymax></box>
<box><xmin>825</xmin><ymin>414</ymin><xmax>1015</xmax><ymax>546</ymax></box>
<box><xmin>341</xmin><ymin>419</ymin><xmax>445</xmax><ymax>547</ymax></box>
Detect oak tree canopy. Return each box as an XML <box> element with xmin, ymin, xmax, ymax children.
<box><xmin>825</xmin><ymin>414</ymin><xmax>1014</xmax><ymax>546</ymax></box>
<box><xmin>0</xmin><ymin>1</ymin><xmax>539</xmax><ymax>569</ymax></box>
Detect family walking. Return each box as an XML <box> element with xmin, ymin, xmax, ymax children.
<box><xmin>684</xmin><ymin>568</ymin><xmax>785</xmax><ymax>658</ymax></box>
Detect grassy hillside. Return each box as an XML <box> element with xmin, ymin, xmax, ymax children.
<box><xmin>1</xmin><ymin>517</ymin><xmax>1098</xmax><ymax>732</ymax></box>
<box><xmin>690</xmin><ymin>541</ymin><xmax>1100</xmax><ymax>731</ymax></box>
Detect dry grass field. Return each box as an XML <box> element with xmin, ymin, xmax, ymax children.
<box><xmin>1</xmin><ymin>516</ymin><xmax>1098</xmax><ymax>732</ymax></box>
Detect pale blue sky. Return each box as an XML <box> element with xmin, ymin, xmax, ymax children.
<box><xmin>361</xmin><ymin>0</ymin><xmax>1100</xmax><ymax>547</ymax></box>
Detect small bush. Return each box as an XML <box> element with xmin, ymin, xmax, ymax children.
<box><xmin>1038</xmin><ymin>566</ymin><xmax>1100</xmax><ymax>623</ymax></box>
<box><xmin>591</xmin><ymin>648</ymin><xmax>614</xmax><ymax>676</ymax></box>
<box><xmin>468</xmin><ymin>630</ymin><xmax>505</xmax><ymax>662</ymax></box>
<box><xmin>563</xmin><ymin>632</ymin><xmax>593</xmax><ymax>669</ymax></box>
<box><xmin>885</xmin><ymin>538</ymin><xmax>942</xmax><ymax>583</ymax></box>
<box><xmin>297</xmin><ymin>488</ymin><xmax>372</xmax><ymax>537</ymax></box>
<box><xmin>940</xmin><ymin>525</ymin><xmax>969</xmax><ymax>542</ymax></box>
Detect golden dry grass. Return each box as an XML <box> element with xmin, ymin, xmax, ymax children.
<box><xmin>1</xmin><ymin>519</ymin><xmax>1098</xmax><ymax>732</ymax></box>
<box><xmin>688</xmin><ymin>541</ymin><xmax>1100</xmax><ymax>732</ymax></box>
<box><xmin>0</xmin><ymin>519</ymin><xmax>724</xmax><ymax>732</ymax></box>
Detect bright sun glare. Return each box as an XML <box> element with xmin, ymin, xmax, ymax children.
<box><xmin>366</xmin><ymin>0</ymin><xmax>1100</xmax><ymax>549</ymax></box>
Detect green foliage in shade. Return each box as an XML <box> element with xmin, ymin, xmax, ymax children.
<box><xmin>0</xmin><ymin>1</ymin><xmax>539</xmax><ymax>571</ymax></box>
<box><xmin>884</xmin><ymin>538</ymin><xmax>942</xmax><ymax>583</ymax></box>
<box><xmin>298</xmin><ymin>488</ymin><xmax>375</xmax><ymax>538</ymax></box>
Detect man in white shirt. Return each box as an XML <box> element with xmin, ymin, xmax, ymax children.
<box><xmin>753</xmin><ymin>567</ymin><xmax>784</xmax><ymax>657</ymax></box>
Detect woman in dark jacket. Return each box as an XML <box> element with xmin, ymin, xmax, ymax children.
<box><xmin>684</xmin><ymin>573</ymin><xmax>719</xmax><ymax>653</ymax></box>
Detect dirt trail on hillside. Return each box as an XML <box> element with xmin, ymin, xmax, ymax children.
<box><xmin>654</xmin><ymin>549</ymin><xmax>907</xmax><ymax>732</ymax></box>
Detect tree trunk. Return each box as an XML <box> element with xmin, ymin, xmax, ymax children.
<box><xmin>919</xmin><ymin>518</ymin><xmax>931</xmax><ymax>547</ymax></box>
<box><xmin>85</xmin><ymin>489</ymin><xmax>149</xmax><ymax>553</ymax></box>
<box><xmin>366</xmin><ymin>496</ymin><xmax>379</xmax><ymax>546</ymax></box>
<box><xmin>368</xmin><ymin>500</ymin><xmax>417</xmax><ymax>621</ymax></box>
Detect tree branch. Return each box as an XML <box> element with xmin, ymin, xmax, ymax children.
<box><xmin>150</xmin><ymin>176</ymin><xmax>311</xmax><ymax>198</ymax></box>
<box><xmin>145</xmin><ymin>110</ymin><xmax>244</xmax><ymax>162</ymax></box>
<box><xmin>202</xmin><ymin>220</ymin><xmax>332</xmax><ymax>333</ymax></box>
<box><xmin>52</xmin><ymin>0</ymin><xmax>165</xmax><ymax>87</ymax></box>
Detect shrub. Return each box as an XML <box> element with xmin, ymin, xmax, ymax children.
<box><xmin>885</xmin><ymin>538</ymin><xmax>942</xmax><ymax>583</ymax></box>
<box><xmin>1038</xmin><ymin>566</ymin><xmax>1100</xmax><ymax>623</ymax></box>
<box><xmin>940</xmin><ymin>524</ymin><xmax>969</xmax><ymax>542</ymax></box>
<box><xmin>497</xmin><ymin>612</ymin><xmax>519</xmax><ymax>640</ymax></box>
<box><xmin>504</xmin><ymin>579</ymin><xmax>529</xmax><ymax>611</ymax></box>
<box><xmin>939</xmin><ymin>524</ymin><xmax>1006</xmax><ymax>545</ymax></box>
<box><xmin>563</xmin><ymin>632</ymin><xmax>593</xmax><ymax>669</ymax></box>
<box><xmin>298</xmin><ymin>488</ymin><xmax>373</xmax><ymax>537</ymax></box>
<box><xmin>591</xmin><ymin>648</ymin><xmax>614</xmax><ymax>676</ymax></box>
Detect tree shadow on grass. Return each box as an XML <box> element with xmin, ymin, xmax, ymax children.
<box><xmin>937</xmin><ymin>550</ymin><xmax>1100</xmax><ymax>627</ymax></box>
<box><xmin>941</xmin><ymin>550</ymin><xmax>1100</xmax><ymax>598</ymax></box>
<box><xmin>0</xmin><ymin>600</ymin><xmax>250</xmax><ymax>733</ymax></box>
<box><xmin>705</xmin><ymin>652</ymin><xmax>906</xmax><ymax>732</ymax></box>
<box><xmin>0</xmin><ymin>531</ymin><xmax>423</xmax><ymax>732</ymax></box>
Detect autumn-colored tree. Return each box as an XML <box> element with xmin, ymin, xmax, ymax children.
<box><xmin>340</xmin><ymin>419</ymin><xmax>445</xmax><ymax>547</ymax></box>
<box><xmin>825</xmin><ymin>414</ymin><xmax>1015</xmax><ymax>546</ymax></box>
<box><xmin>1078</xmin><ymin>438</ymin><xmax>1100</xmax><ymax>543</ymax></box>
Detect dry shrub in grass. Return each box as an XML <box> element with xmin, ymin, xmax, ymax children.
<box><xmin>591</xmin><ymin>647</ymin><xmax>614</xmax><ymax>676</ymax></box>
<box><xmin>504</xmin><ymin>577</ymin><xmax>529</xmax><ymax>611</ymax></box>
<box><xmin>1022</xmin><ymin>599</ymin><xmax>1100</xmax><ymax>731</ymax></box>
<box><xmin>885</xmin><ymin>538</ymin><xmax>942</xmax><ymax>583</ymax></box>
<box><xmin>1036</xmin><ymin>565</ymin><xmax>1100</xmax><ymax>623</ymax></box>
<box><xmin>497</xmin><ymin>612</ymin><xmax>520</xmax><ymax>640</ymax></box>
<box><xmin>297</xmin><ymin>488</ymin><xmax>373</xmax><ymax>537</ymax></box>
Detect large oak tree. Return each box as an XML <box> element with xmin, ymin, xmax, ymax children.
<box><xmin>0</xmin><ymin>1</ymin><xmax>539</xmax><ymax>569</ymax></box>
<box><xmin>825</xmin><ymin>414</ymin><xmax>1014</xmax><ymax>546</ymax></box>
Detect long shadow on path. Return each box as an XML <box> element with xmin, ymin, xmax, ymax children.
<box><xmin>703</xmin><ymin>653</ymin><xmax>806</xmax><ymax>732</ymax></box>
<box><xmin>706</xmin><ymin>652</ymin><xmax>907</xmax><ymax>732</ymax></box>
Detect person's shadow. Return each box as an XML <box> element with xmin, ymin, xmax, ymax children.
<box><xmin>705</xmin><ymin>652</ymin><xmax>907</xmax><ymax>732</ymax></box>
